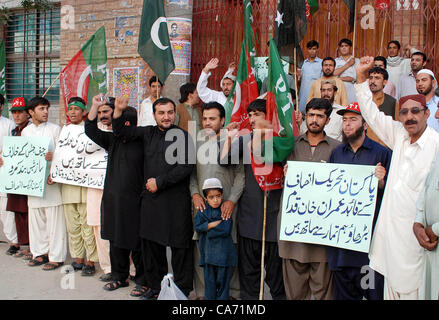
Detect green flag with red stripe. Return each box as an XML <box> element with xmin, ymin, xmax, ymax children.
<box><xmin>266</xmin><ymin>38</ymin><xmax>298</xmax><ymax>163</ymax></box>
<box><xmin>60</xmin><ymin>26</ymin><xmax>107</xmax><ymax>112</ymax></box>
<box><xmin>250</xmin><ymin>39</ymin><xmax>297</xmax><ymax>191</ymax></box>
<box><xmin>223</xmin><ymin>0</ymin><xmax>259</xmax><ymax>131</ymax></box>
<box><xmin>306</xmin><ymin>0</ymin><xmax>319</xmax><ymax>19</ymax></box>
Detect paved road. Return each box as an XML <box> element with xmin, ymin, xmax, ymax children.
<box><xmin>0</xmin><ymin>226</ymin><xmax>273</xmax><ymax>300</ymax></box>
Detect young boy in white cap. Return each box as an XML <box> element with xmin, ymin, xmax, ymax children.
<box><xmin>194</xmin><ymin>178</ymin><xmax>237</xmax><ymax>300</ymax></box>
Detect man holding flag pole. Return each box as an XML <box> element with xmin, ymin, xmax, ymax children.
<box><xmin>220</xmin><ymin>36</ymin><xmax>298</xmax><ymax>299</ymax></box>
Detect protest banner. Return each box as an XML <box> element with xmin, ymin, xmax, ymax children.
<box><xmin>279</xmin><ymin>161</ymin><xmax>379</xmax><ymax>253</ymax></box>
<box><xmin>0</xmin><ymin>136</ymin><xmax>50</xmax><ymax>197</ymax></box>
<box><xmin>50</xmin><ymin>124</ymin><xmax>107</xmax><ymax>189</ymax></box>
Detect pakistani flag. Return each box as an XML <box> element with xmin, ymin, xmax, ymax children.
<box><xmin>0</xmin><ymin>39</ymin><xmax>7</xmax><ymax>118</ymax></box>
<box><xmin>306</xmin><ymin>0</ymin><xmax>319</xmax><ymax>20</ymax></box>
<box><xmin>343</xmin><ymin>0</ymin><xmax>356</xmax><ymax>33</ymax></box>
<box><xmin>60</xmin><ymin>26</ymin><xmax>107</xmax><ymax>112</ymax></box>
<box><xmin>138</xmin><ymin>0</ymin><xmax>175</xmax><ymax>83</ymax></box>
<box><xmin>223</xmin><ymin>0</ymin><xmax>259</xmax><ymax>131</ymax></box>
<box><xmin>274</xmin><ymin>0</ymin><xmax>307</xmax><ymax>64</ymax></box>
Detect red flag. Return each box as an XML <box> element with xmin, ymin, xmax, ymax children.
<box><xmin>376</xmin><ymin>0</ymin><xmax>390</xmax><ymax>10</ymax></box>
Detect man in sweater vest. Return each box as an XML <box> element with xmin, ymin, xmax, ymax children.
<box><xmin>175</xmin><ymin>82</ymin><xmax>201</xmax><ymax>134</ymax></box>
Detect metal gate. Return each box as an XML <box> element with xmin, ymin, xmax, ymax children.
<box><xmin>191</xmin><ymin>0</ymin><xmax>439</xmax><ymax>90</ymax></box>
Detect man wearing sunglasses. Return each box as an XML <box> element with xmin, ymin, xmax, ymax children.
<box><xmin>353</xmin><ymin>56</ymin><xmax>439</xmax><ymax>300</ymax></box>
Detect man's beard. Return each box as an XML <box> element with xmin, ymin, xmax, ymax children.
<box><xmin>419</xmin><ymin>84</ymin><xmax>433</xmax><ymax>96</ymax></box>
<box><xmin>323</xmin><ymin>70</ymin><xmax>333</xmax><ymax>77</ymax></box>
<box><xmin>307</xmin><ymin>122</ymin><xmax>324</xmax><ymax>134</ymax></box>
<box><xmin>322</xmin><ymin>95</ymin><xmax>335</xmax><ymax>104</ymax></box>
<box><xmin>369</xmin><ymin>84</ymin><xmax>382</xmax><ymax>93</ymax></box>
<box><xmin>342</xmin><ymin>125</ymin><xmax>365</xmax><ymax>144</ymax></box>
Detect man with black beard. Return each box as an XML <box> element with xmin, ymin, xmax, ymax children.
<box><xmin>416</xmin><ymin>69</ymin><xmax>439</xmax><ymax>133</ymax></box>
<box><xmin>280</xmin><ymin>98</ymin><xmax>340</xmax><ymax>300</ymax></box>
<box><xmin>299</xmin><ymin>80</ymin><xmax>343</xmax><ymax>141</ymax></box>
<box><xmin>327</xmin><ymin>102</ymin><xmax>392</xmax><ymax>300</ymax></box>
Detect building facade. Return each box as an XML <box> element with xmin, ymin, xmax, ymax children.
<box><xmin>0</xmin><ymin>0</ymin><xmax>437</xmax><ymax>125</ymax></box>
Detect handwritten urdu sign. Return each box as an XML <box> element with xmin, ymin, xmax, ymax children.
<box><xmin>279</xmin><ymin>161</ymin><xmax>379</xmax><ymax>253</ymax></box>
<box><xmin>50</xmin><ymin>124</ymin><xmax>107</xmax><ymax>189</ymax></box>
<box><xmin>0</xmin><ymin>136</ymin><xmax>50</xmax><ymax>197</ymax></box>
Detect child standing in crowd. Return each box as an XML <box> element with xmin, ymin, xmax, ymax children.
<box><xmin>194</xmin><ymin>178</ymin><xmax>237</xmax><ymax>300</ymax></box>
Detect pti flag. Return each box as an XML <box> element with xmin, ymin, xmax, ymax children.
<box><xmin>138</xmin><ymin>0</ymin><xmax>175</xmax><ymax>84</ymax></box>
<box><xmin>60</xmin><ymin>26</ymin><xmax>107</xmax><ymax>112</ymax></box>
<box><xmin>251</xmin><ymin>39</ymin><xmax>297</xmax><ymax>191</ymax></box>
<box><xmin>223</xmin><ymin>0</ymin><xmax>259</xmax><ymax>131</ymax></box>
<box><xmin>306</xmin><ymin>0</ymin><xmax>319</xmax><ymax>20</ymax></box>
<box><xmin>343</xmin><ymin>0</ymin><xmax>356</xmax><ymax>33</ymax></box>
<box><xmin>0</xmin><ymin>39</ymin><xmax>7</xmax><ymax>118</ymax></box>
<box><xmin>274</xmin><ymin>0</ymin><xmax>308</xmax><ymax>65</ymax></box>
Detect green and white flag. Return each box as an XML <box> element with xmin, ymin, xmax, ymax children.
<box><xmin>0</xmin><ymin>39</ymin><xmax>7</xmax><ymax>118</ymax></box>
<box><xmin>138</xmin><ymin>0</ymin><xmax>175</xmax><ymax>83</ymax></box>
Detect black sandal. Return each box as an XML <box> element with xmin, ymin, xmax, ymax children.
<box><xmin>130</xmin><ymin>285</ymin><xmax>149</xmax><ymax>297</ymax></box>
<box><xmin>42</xmin><ymin>262</ymin><xmax>64</xmax><ymax>271</ymax></box>
<box><xmin>28</xmin><ymin>255</ymin><xmax>49</xmax><ymax>267</ymax></box>
<box><xmin>103</xmin><ymin>280</ymin><xmax>129</xmax><ymax>291</ymax></box>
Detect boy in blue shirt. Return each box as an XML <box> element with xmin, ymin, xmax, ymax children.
<box><xmin>194</xmin><ymin>178</ymin><xmax>237</xmax><ymax>300</ymax></box>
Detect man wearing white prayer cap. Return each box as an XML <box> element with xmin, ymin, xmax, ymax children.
<box><xmin>416</xmin><ymin>69</ymin><xmax>439</xmax><ymax>132</ymax></box>
<box><xmin>196</xmin><ymin>58</ymin><xmax>236</xmax><ymax>106</ymax></box>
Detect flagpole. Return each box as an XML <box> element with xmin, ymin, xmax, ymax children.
<box><xmin>352</xmin><ymin>3</ymin><xmax>357</xmax><ymax>57</ymax></box>
<box><xmin>42</xmin><ymin>72</ymin><xmax>61</xmax><ymax>98</ymax></box>
<box><xmin>293</xmin><ymin>47</ymin><xmax>299</xmax><ymax>111</ymax></box>
<box><xmin>259</xmin><ymin>190</ymin><xmax>267</xmax><ymax>300</ymax></box>
<box><xmin>379</xmin><ymin>15</ymin><xmax>387</xmax><ymax>56</ymax></box>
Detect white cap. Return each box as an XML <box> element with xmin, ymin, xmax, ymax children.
<box><xmin>202</xmin><ymin>178</ymin><xmax>223</xmax><ymax>190</ymax></box>
<box><xmin>418</xmin><ymin>69</ymin><xmax>436</xmax><ymax>81</ymax></box>
<box><xmin>220</xmin><ymin>68</ymin><xmax>236</xmax><ymax>87</ymax></box>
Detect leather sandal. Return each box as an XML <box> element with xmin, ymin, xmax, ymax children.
<box><xmin>103</xmin><ymin>280</ymin><xmax>129</xmax><ymax>291</ymax></box>
<box><xmin>28</xmin><ymin>255</ymin><xmax>49</xmax><ymax>267</ymax></box>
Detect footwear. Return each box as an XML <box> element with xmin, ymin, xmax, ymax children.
<box><xmin>140</xmin><ymin>288</ymin><xmax>160</xmax><ymax>300</ymax></box>
<box><xmin>71</xmin><ymin>262</ymin><xmax>84</xmax><ymax>271</ymax></box>
<box><xmin>13</xmin><ymin>250</ymin><xmax>24</xmax><ymax>257</ymax></box>
<box><xmin>28</xmin><ymin>255</ymin><xmax>49</xmax><ymax>267</ymax></box>
<box><xmin>128</xmin><ymin>275</ymin><xmax>135</xmax><ymax>281</ymax></box>
<box><xmin>22</xmin><ymin>252</ymin><xmax>33</xmax><ymax>260</ymax></box>
<box><xmin>81</xmin><ymin>265</ymin><xmax>96</xmax><ymax>276</ymax></box>
<box><xmin>5</xmin><ymin>245</ymin><xmax>20</xmax><ymax>255</ymax></box>
<box><xmin>103</xmin><ymin>280</ymin><xmax>129</xmax><ymax>291</ymax></box>
<box><xmin>99</xmin><ymin>273</ymin><xmax>113</xmax><ymax>282</ymax></box>
<box><xmin>130</xmin><ymin>285</ymin><xmax>149</xmax><ymax>297</ymax></box>
<box><xmin>42</xmin><ymin>262</ymin><xmax>64</xmax><ymax>271</ymax></box>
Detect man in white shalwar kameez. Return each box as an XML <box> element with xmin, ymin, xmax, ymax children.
<box><xmin>23</xmin><ymin>97</ymin><xmax>67</xmax><ymax>270</ymax></box>
<box><xmin>386</xmin><ymin>41</ymin><xmax>419</xmax><ymax>95</ymax></box>
<box><xmin>413</xmin><ymin>107</ymin><xmax>439</xmax><ymax>300</ymax></box>
<box><xmin>354</xmin><ymin>56</ymin><xmax>439</xmax><ymax>300</ymax></box>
